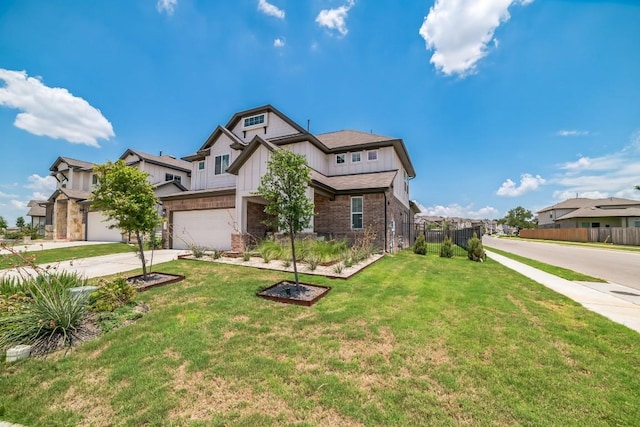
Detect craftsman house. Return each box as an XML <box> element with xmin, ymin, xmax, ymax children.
<box><xmin>537</xmin><ymin>197</ymin><xmax>640</xmax><ymax>229</ymax></box>
<box><xmin>161</xmin><ymin>105</ymin><xmax>418</xmax><ymax>252</ymax></box>
<box><xmin>46</xmin><ymin>150</ymin><xmax>191</xmax><ymax>241</ymax></box>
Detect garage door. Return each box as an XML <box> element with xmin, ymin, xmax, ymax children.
<box><xmin>172</xmin><ymin>209</ymin><xmax>236</xmax><ymax>250</ymax></box>
<box><xmin>87</xmin><ymin>211</ymin><xmax>123</xmax><ymax>242</ymax></box>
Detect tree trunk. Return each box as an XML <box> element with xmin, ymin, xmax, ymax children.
<box><xmin>289</xmin><ymin>224</ymin><xmax>299</xmax><ymax>287</ymax></box>
<box><xmin>136</xmin><ymin>230</ymin><xmax>148</xmax><ymax>280</ymax></box>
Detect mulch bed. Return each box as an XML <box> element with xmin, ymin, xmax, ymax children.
<box><xmin>257</xmin><ymin>281</ymin><xmax>331</xmax><ymax>306</ymax></box>
<box><xmin>127</xmin><ymin>272</ymin><xmax>185</xmax><ymax>292</ymax></box>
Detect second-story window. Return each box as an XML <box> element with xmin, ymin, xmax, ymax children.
<box><xmin>215</xmin><ymin>154</ymin><xmax>230</xmax><ymax>175</ymax></box>
<box><xmin>198</xmin><ymin>160</ymin><xmax>205</xmax><ymax>171</ymax></box>
<box><xmin>92</xmin><ymin>174</ymin><xmax>98</xmax><ymax>185</ymax></box>
<box><xmin>351</xmin><ymin>152</ymin><xmax>362</xmax><ymax>163</ymax></box>
<box><xmin>336</xmin><ymin>153</ymin><xmax>345</xmax><ymax>165</ymax></box>
<box><xmin>243</xmin><ymin>114</ymin><xmax>265</xmax><ymax>128</ymax></box>
<box><xmin>165</xmin><ymin>173</ymin><xmax>182</xmax><ymax>183</ymax></box>
<box><xmin>367</xmin><ymin>150</ymin><xmax>378</xmax><ymax>161</ymax></box>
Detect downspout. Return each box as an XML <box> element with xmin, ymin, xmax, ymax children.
<box><xmin>383</xmin><ymin>191</ymin><xmax>388</xmax><ymax>253</ymax></box>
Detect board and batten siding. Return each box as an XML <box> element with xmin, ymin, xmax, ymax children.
<box><xmin>191</xmin><ymin>133</ymin><xmax>238</xmax><ymax>191</ymax></box>
<box><xmin>286</xmin><ymin>141</ymin><xmax>328</xmax><ymax>175</ymax></box>
<box><xmin>326</xmin><ymin>146</ymin><xmax>396</xmax><ymax>176</ymax></box>
<box><xmin>230</xmin><ymin>111</ymin><xmax>301</xmax><ymax>144</ymax></box>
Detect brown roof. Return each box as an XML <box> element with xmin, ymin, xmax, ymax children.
<box><xmin>47</xmin><ymin>188</ymin><xmax>91</xmax><ymax>202</ymax></box>
<box><xmin>557</xmin><ymin>206</ymin><xmax>640</xmax><ymax>220</ymax></box>
<box><xmin>49</xmin><ymin>156</ymin><xmax>95</xmax><ymax>172</ymax></box>
<box><xmin>26</xmin><ymin>200</ymin><xmax>46</xmax><ymax>218</ymax></box>
<box><xmin>539</xmin><ymin>197</ymin><xmax>640</xmax><ymax>213</ymax></box>
<box><xmin>315</xmin><ymin>130</ymin><xmax>396</xmax><ymax>150</ymax></box>
<box><xmin>311</xmin><ymin>170</ymin><xmax>397</xmax><ymax>193</ymax></box>
<box><xmin>121</xmin><ymin>149</ymin><xmax>191</xmax><ymax>173</ymax></box>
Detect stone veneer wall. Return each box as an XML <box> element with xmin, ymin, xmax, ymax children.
<box><xmin>162</xmin><ymin>194</ymin><xmax>235</xmax><ymax>249</ymax></box>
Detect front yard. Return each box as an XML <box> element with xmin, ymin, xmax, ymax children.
<box><xmin>1</xmin><ymin>251</ymin><xmax>639</xmax><ymax>426</ymax></box>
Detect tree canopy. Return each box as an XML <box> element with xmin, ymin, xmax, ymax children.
<box><xmin>499</xmin><ymin>206</ymin><xmax>535</xmax><ymax>230</ymax></box>
<box><xmin>90</xmin><ymin>160</ymin><xmax>160</xmax><ymax>279</ymax></box>
<box><xmin>0</xmin><ymin>216</ymin><xmax>7</xmax><ymax>232</ymax></box>
<box><xmin>15</xmin><ymin>217</ymin><xmax>25</xmax><ymax>228</ymax></box>
<box><xmin>257</xmin><ymin>148</ymin><xmax>314</xmax><ymax>286</ymax></box>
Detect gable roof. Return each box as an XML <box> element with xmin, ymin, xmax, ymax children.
<box><xmin>226</xmin><ymin>135</ymin><xmax>278</xmax><ymax>175</ymax></box>
<box><xmin>225</xmin><ymin>104</ymin><xmax>308</xmax><ymax>135</ymax></box>
<box><xmin>49</xmin><ymin>156</ymin><xmax>95</xmax><ymax>172</ymax></box>
<box><xmin>47</xmin><ymin>188</ymin><xmax>91</xmax><ymax>202</ymax></box>
<box><xmin>26</xmin><ymin>200</ymin><xmax>47</xmax><ymax>218</ymax></box>
<box><xmin>539</xmin><ymin>197</ymin><xmax>640</xmax><ymax>213</ymax></box>
<box><xmin>193</xmin><ymin>125</ymin><xmax>245</xmax><ymax>154</ymax></box>
<box><xmin>153</xmin><ymin>180</ymin><xmax>188</xmax><ymax>192</ymax></box>
<box><xmin>120</xmin><ymin>149</ymin><xmax>191</xmax><ymax>173</ymax></box>
<box><xmin>556</xmin><ymin>206</ymin><xmax>640</xmax><ymax>221</ymax></box>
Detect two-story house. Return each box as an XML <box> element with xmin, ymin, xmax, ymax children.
<box><xmin>537</xmin><ymin>197</ymin><xmax>640</xmax><ymax>229</ymax></box>
<box><xmin>160</xmin><ymin>105</ymin><xmax>418</xmax><ymax>252</ymax></box>
<box><xmin>46</xmin><ymin>150</ymin><xmax>191</xmax><ymax>241</ymax></box>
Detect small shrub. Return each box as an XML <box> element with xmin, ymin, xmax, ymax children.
<box><xmin>210</xmin><ymin>249</ymin><xmax>223</xmax><ymax>260</ymax></box>
<box><xmin>467</xmin><ymin>233</ymin><xmax>486</xmax><ymax>262</ymax></box>
<box><xmin>281</xmin><ymin>259</ymin><xmax>291</xmax><ymax>268</ymax></box>
<box><xmin>242</xmin><ymin>252</ymin><xmax>251</xmax><ymax>262</ymax></box>
<box><xmin>90</xmin><ymin>277</ymin><xmax>137</xmax><ymax>312</ymax></box>
<box><xmin>189</xmin><ymin>244</ymin><xmax>206</xmax><ymax>258</ymax></box>
<box><xmin>413</xmin><ymin>234</ymin><xmax>426</xmax><ymax>255</ymax></box>
<box><xmin>333</xmin><ymin>263</ymin><xmax>344</xmax><ymax>274</ymax></box>
<box><xmin>307</xmin><ymin>255</ymin><xmax>319</xmax><ymax>271</ymax></box>
<box><xmin>440</xmin><ymin>236</ymin><xmax>454</xmax><ymax>258</ymax></box>
<box><xmin>343</xmin><ymin>258</ymin><xmax>353</xmax><ymax>268</ymax></box>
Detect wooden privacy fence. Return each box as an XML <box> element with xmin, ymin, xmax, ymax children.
<box><xmin>415</xmin><ymin>225</ymin><xmax>483</xmax><ymax>256</ymax></box>
<box><xmin>520</xmin><ymin>227</ymin><xmax>640</xmax><ymax>246</ymax></box>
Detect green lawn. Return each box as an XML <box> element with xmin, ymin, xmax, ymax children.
<box><xmin>484</xmin><ymin>245</ymin><xmax>606</xmax><ymax>282</ymax></box>
<box><xmin>1</xmin><ymin>251</ymin><xmax>639</xmax><ymax>426</ymax></box>
<box><xmin>0</xmin><ymin>243</ymin><xmax>136</xmax><ymax>270</ymax></box>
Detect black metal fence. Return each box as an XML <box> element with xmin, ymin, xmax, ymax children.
<box><xmin>414</xmin><ymin>225</ymin><xmax>483</xmax><ymax>256</ymax></box>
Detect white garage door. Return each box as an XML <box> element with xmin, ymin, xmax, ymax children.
<box><xmin>87</xmin><ymin>211</ymin><xmax>123</xmax><ymax>242</ymax></box>
<box><xmin>172</xmin><ymin>209</ymin><xmax>235</xmax><ymax>250</ymax></box>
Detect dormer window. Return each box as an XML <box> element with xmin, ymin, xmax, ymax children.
<box><xmin>243</xmin><ymin>113</ymin><xmax>267</xmax><ymax>129</ymax></box>
<box><xmin>336</xmin><ymin>153</ymin><xmax>346</xmax><ymax>165</ymax></box>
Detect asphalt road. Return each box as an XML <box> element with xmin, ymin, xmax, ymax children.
<box><xmin>483</xmin><ymin>235</ymin><xmax>640</xmax><ymax>291</ymax></box>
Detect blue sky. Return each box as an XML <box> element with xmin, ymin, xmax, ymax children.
<box><xmin>1</xmin><ymin>0</ymin><xmax>640</xmax><ymax>226</ymax></box>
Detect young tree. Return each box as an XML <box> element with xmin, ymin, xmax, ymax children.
<box><xmin>257</xmin><ymin>149</ymin><xmax>314</xmax><ymax>287</ymax></box>
<box><xmin>0</xmin><ymin>215</ymin><xmax>7</xmax><ymax>232</ymax></box>
<box><xmin>90</xmin><ymin>160</ymin><xmax>160</xmax><ymax>280</ymax></box>
<box><xmin>499</xmin><ymin>206</ymin><xmax>535</xmax><ymax>230</ymax></box>
<box><xmin>15</xmin><ymin>216</ymin><xmax>26</xmax><ymax>228</ymax></box>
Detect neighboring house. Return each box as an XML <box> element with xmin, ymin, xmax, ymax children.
<box><xmin>537</xmin><ymin>197</ymin><xmax>640</xmax><ymax>229</ymax></box>
<box><xmin>46</xmin><ymin>150</ymin><xmax>191</xmax><ymax>241</ymax></box>
<box><xmin>160</xmin><ymin>104</ymin><xmax>418</xmax><ymax>252</ymax></box>
<box><xmin>26</xmin><ymin>200</ymin><xmax>47</xmax><ymax>235</ymax></box>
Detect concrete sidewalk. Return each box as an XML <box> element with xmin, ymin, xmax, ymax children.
<box><xmin>0</xmin><ymin>249</ymin><xmax>186</xmax><ymax>280</ymax></box>
<box><xmin>487</xmin><ymin>250</ymin><xmax>640</xmax><ymax>334</ymax></box>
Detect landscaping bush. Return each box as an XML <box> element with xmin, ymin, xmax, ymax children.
<box><xmin>90</xmin><ymin>277</ymin><xmax>137</xmax><ymax>312</ymax></box>
<box><xmin>0</xmin><ymin>275</ymin><xmax>89</xmax><ymax>355</ymax></box>
<box><xmin>413</xmin><ymin>234</ymin><xmax>426</xmax><ymax>255</ymax></box>
<box><xmin>440</xmin><ymin>236</ymin><xmax>454</xmax><ymax>258</ymax></box>
<box><xmin>188</xmin><ymin>244</ymin><xmax>206</xmax><ymax>258</ymax></box>
<box><xmin>467</xmin><ymin>233</ymin><xmax>486</xmax><ymax>262</ymax></box>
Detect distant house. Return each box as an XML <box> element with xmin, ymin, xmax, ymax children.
<box><xmin>46</xmin><ymin>150</ymin><xmax>191</xmax><ymax>241</ymax></box>
<box><xmin>160</xmin><ymin>104</ymin><xmax>418</xmax><ymax>252</ymax></box>
<box><xmin>26</xmin><ymin>200</ymin><xmax>47</xmax><ymax>235</ymax></box>
<box><xmin>537</xmin><ymin>197</ymin><xmax>640</xmax><ymax>229</ymax></box>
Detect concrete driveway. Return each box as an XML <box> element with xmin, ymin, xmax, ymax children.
<box><xmin>483</xmin><ymin>235</ymin><xmax>640</xmax><ymax>290</ymax></box>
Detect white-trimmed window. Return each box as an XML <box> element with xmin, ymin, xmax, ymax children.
<box><xmin>351</xmin><ymin>196</ymin><xmax>363</xmax><ymax>229</ymax></box>
<box><xmin>197</xmin><ymin>160</ymin><xmax>205</xmax><ymax>171</ymax></box>
<box><xmin>243</xmin><ymin>113</ymin><xmax>266</xmax><ymax>129</ymax></box>
<box><xmin>214</xmin><ymin>154</ymin><xmax>230</xmax><ymax>175</ymax></box>
<box><xmin>351</xmin><ymin>152</ymin><xmax>362</xmax><ymax>163</ymax></box>
<box><xmin>165</xmin><ymin>173</ymin><xmax>181</xmax><ymax>183</ymax></box>
<box><xmin>367</xmin><ymin>150</ymin><xmax>378</xmax><ymax>161</ymax></box>
<box><xmin>336</xmin><ymin>153</ymin><xmax>346</xmax><ymax>165</ymax></box>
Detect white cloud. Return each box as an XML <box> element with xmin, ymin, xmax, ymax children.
<box><xmin>416</xmin><ymin>202</ymin><xmax>500</xmax><ymax>219</ymax></box>
<box><xmin>25</xmin><ymin>174</ymin><xmax>57</xmax><ymax>193</ymax></box>
<box><xmin>550</xmin><ymin>131</ymin><xmax>640</xmax><ymax>201</ymax></box>
<box><xmin>258</xmin><ymin>0</ymin><xmax>285</xmax><ymax>19</ymax></box>
<box><xmin>10</xmin><ymin>200</ymin><xmax>27</xmax><ymax>210</ymax></box>
<box><xmin>156</xmin><ymin>0</ymin><xmax>177</xmax><ymax>15</ymax></box>
<box><xmin>496</xmin><ymin>173</ymin><xmax>545</xmax><ymax>197</ymax></box>
<box><xmin>316</xmin><ymin>0</ymin><xmax>355</xmax><ymax>36</ymax></box>
<box><xmin>557</xmin><ymin>130</ymin><xmax>589</xmax><ymax>137</ymax></box>
<box><xmin>274</xmin><ymin>38</ymin><xmax>286</xmax><ymax>48</ymax></box>
<box><xmin>0</xmin><ymin>69</ymin><xmax>114</xmax><ymax>147</ymax></box>
<box><xmin>419</xmin><ymin>0</ymin><xmax>533</xmax><ymax>76</ymax></box>
<box><xmin>0</xmin><ymin>191</ymin><xmax>18</xmax><ymax>198</ymax></box>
